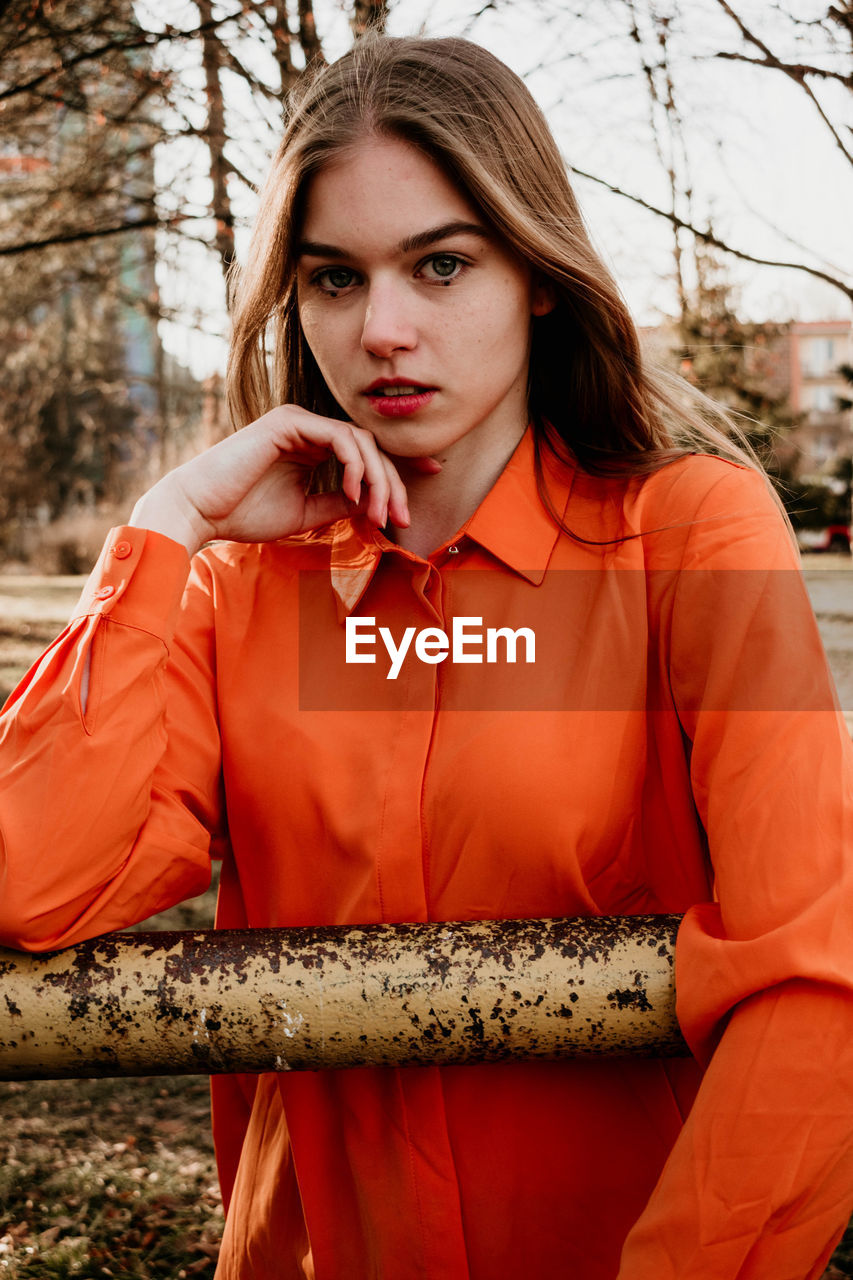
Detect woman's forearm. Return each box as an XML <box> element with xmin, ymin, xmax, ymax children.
<box><xmin>0</xmin><ymin>527</ymin><xmax>220</xmax><ymax>949</ymax></box>
<box><xmin>618</xmin><ymin>980</ymin><xmax>853</xmax><ymax>1278</ymax></box>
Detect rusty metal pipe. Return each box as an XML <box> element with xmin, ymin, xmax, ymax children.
<box><xmin>0</xmin><ymin>917</ymin><xmax>687</xmax><ymax>1080</ymax></box>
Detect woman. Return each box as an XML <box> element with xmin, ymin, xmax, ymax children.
<box><xmin>2</xmin><ymin>34</ymin><xmax>852</xmax><ymax>1280</ymax></box>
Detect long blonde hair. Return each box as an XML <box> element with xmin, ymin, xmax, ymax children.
<box><xmin>227</xmin><ymin>35</ymin><xmax>764</xmax><ymax>485</ymax></box>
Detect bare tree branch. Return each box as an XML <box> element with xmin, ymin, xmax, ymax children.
<box><xmin>623</xmin><ymin>0</ymin><xmax>691</xmax><ymax>314</ymax></box>
<box><xmin>829</xmin><ymin>3</ymin><xmax>853</xmax><ymax>39</ymax></box>
<box><xmin>0</xmin><ymin>216</ymin><xmax>209</xmax><ymax>257</ymax></box>
<box><xmin>712</xmin><ymin>49</ymin><xmax>853</xmax><ymax>89</ymax></box>
<box><xmin>0</xmin><ymin>12</ymin><xmax>242</xmax><ymax>105</ymax></box>
<box><xmin>570</xmin><ymin>163</ymin><xmax>853</xmax><ymax>303</ymax></box>
<box><xmin>712</xmin><ymin>0</ymin><xmax>853</xmax><ymax>167</ymax></box>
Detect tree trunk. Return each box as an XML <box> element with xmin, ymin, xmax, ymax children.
<box><xmin>351</xmin><ymin>0</ymin><xmax>388</xmax><ymax>38</ymax></box>
<box><xmin>269</xmin><ymin>0</ymin><xmax>298</xmax><ymax>98</ymax></box>
<box><xmin>197</xmin><ymin>0</ymin><xmax>234</xmax><ymax>286</ymax></box>
<box><xmin>297</xmin><ymin>0</ymin><xmax>324</xmax><ymax>67</ymax></box>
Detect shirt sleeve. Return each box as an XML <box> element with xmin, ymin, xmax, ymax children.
<box><xmin>618</xmin><ymin>462</ymin><xmax>853</xmax><ymax>1277</ymax></box>
<box><xmin>0</xmin><ymin>525</ymin><xmax>224</xmax><ymax>951</ymax></box>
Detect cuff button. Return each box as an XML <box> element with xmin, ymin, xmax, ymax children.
<box><xmin>113</xmin><ymin>540</ymin><xmax>132</xmax><ymax>559</ymax></box>
<box><xmin>94</xmin><ymin>585</ymin><xmax>116</xmax><ymax>600</ymax></box>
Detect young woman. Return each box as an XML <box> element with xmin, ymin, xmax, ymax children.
<box><xmin>2</xmin><ymin>35</ymin><xmax>852</xmax><ymax>1280</ymax></box>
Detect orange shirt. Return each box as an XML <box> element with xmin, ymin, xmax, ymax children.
<box><xmin>2</xmin><ymin>428</ymin><xmax>853</xmax><ymax>1278</ymax></box>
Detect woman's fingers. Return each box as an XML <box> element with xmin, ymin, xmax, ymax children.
<box><xmin>380</xmin><ymin>453</ymin><xmax>410</xmax><ymax>527</ymax></box>
<box><xmin>262</xmin><ymin>412</ymin><xmax>375</xmax><ymax>516</ymax></box>
<box><xmin>301</xmin><ymin>489</ymin><xmax>360</xmax><ymax>531</ymax></box>
<box><xmin>348</xmin><ymin>426</ymin><xmax>392</xmax><ymax>526</ymax></box>
<box><xmin>129</xmin><ymin>405</ymin><xmax>413</xmax><ymax>551</ymax></box>
<box><xmin>318</xmin><ymin>421</ymin><xmax>408</xmax><ymax>529</ymax></box>
<box><xmin>241</xmin><ymin>409</ymin><xmax>409</xmax><ymax>536</ymax></box>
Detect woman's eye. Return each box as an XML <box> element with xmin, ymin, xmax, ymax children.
<box><xmin>314</xmin><ymin>267</ymin><xmax>357</xmax><ymax>292</ymax></box>
<box><xmin>421</xmin><ymin>254</ymin><xmax>464</xmax><ymax>282</ymax></box>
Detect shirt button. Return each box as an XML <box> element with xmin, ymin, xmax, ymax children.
<box><xmin>447</xmin><ymin>545</ymin><xmax>459</xmax><ymax>555</ymax></box>
<box><xmin>113</xmin><ymin>540</ymin><xmax>132</xmax><ymax>559</ymax></box>
<box><xmin>94</xmin><ymin>585</ymin><xmax>115</xmax><ymax>600</ymax></box>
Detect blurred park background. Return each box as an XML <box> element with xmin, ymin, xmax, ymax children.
<box><xmin>0</xmin><ymin>0</ymin><xmax>851</xmax><ymax>573</ymax></box>
<box><xmin>0</xmin><ymin>0</ymin><xmax>852</xmax><ymax>1275</ymax></box>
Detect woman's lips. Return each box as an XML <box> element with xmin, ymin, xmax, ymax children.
<box><xmin>364</xmin><ymin>385</ymin><xmax>437</xmax><ymax>418</ymax></box>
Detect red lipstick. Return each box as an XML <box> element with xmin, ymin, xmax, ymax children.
<box><xmin>363</xmin><ymin>377</ymin><xmax>436</xmax><ymax>418</ymax></box>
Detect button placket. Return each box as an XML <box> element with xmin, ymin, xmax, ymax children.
<box><xmin>421</xmin><ymin>566</ymin><xmax>444</xmax><ymax>625</ymax></box>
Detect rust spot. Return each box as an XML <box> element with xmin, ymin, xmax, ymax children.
<box><xmin>606</xmin><ymin>987</ymin><xmax>653</xmax><ymax>1013</ymax></box>
<box><xmin>467</xmin><ymin>1008</ymin><xmax>485</xmax><ymax>1041</ymax></box>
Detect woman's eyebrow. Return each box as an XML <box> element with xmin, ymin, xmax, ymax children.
<box><xmin>399</xmin><ymin>220</ymin><xmax>490</xmax><ymax>254</ymax></box>
<box><xmin>295</xmin><ymin>220</ymin><xmax>490</xmax><ymax>261</ymax></box>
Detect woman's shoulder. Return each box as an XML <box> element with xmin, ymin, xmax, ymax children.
<box><xmin>630</xmin><ymin>452</ymin><xmax>772</xmax><ymax>521</ymax></box>
<box><xmin>614</xmin><ymin>451</ymin><xmax>781</xmax><ymax>539</ymax></box>
<box><xmin>563</xmin><ymin>452</ymin><xmax>778</xmax><ymax>554</ymax></box>
<box><xmin>627</xmin><ymin>453</ymin><xmax>795</xmax><ymax>569</ymax></box>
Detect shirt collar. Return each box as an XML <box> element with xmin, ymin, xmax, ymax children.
<box><xmin>329</xmin><ymin>425</ymin><xmax>575</xmax><ymax>619</ymax></box>
<box><xmin>464</xmin><ymin>426</ymin><xmax>574</xmax><ymax>585</ymax></box>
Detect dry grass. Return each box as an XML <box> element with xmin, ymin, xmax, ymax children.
<box><xmin>0</xmin><ymin>1075</ymin><xmax>222</xmax><ymax>1278</ymax></box>
<box><xmin>0</xmin><ymin>576</ymin><xmax>86</xmax><ymax>706</ymax></box>
<box><xmin>0</xmin><ymin>882</ymin><xmax>222</xmax><ymax>1278</ymax></box>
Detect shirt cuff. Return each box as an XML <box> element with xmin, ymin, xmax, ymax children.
<box><xmin>72</xmin><ymin>526</ymin><xmax>192</xmax><ymax>645</ymax></box>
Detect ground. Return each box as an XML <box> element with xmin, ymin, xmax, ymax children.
<box><xmin>1</xmin><ymin>561</ymin><xmax>852</xmax><ymax>1276</ymax></box>
<box><xmin>0</xmin><ymin>893</ymin><xmax>222</xmax><ymax>1277</ymax></box>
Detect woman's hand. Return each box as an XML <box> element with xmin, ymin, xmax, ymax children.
<box><xmin>129</xmin><ymin>405</ymin><xmax>410</xmax><ymax>557</ymax></box>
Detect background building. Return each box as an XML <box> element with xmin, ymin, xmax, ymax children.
<box><xmin>786</xmin><ymin>320</ymin><xmax>853</xmax><ymax>477</ymax></box>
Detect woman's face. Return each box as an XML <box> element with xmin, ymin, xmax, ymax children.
<box><xmin>296</xmin><ymin>135</ymin><xmax>551</xmax><ymax>469</ymax></box>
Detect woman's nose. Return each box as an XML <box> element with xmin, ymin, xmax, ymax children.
<box><xmin>360</xmin><ymin>280</ymin><xmax>418</xmax><ymax>357</ymax></box>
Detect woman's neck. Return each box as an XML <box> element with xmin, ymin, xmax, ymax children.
<box><xmin>386</xmin><ymin>423</ymin><xmax>527</xmax><ymax>560</ymax></box>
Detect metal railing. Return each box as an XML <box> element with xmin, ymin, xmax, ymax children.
<box><xmin>0</xmin><ymin>915</ymin><xmax>687</xmax><ymax>1080</ymax></box>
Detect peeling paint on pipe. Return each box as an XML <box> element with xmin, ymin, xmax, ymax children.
<box><xmin>0</xmin><ymin>917</ymin><xmax>687</xmax><ymax>1080</ymax></box>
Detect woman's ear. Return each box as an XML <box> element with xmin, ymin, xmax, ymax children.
<box><xmin>531</xmin><ymin>275</ymin><xmax>557</xmax><ymax>317</ymax></box>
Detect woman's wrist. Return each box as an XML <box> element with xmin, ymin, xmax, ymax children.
<box><xmin>129</xmin><ymin>479</ymin><xmax>212</xmax><ymax>559</ymax></box>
